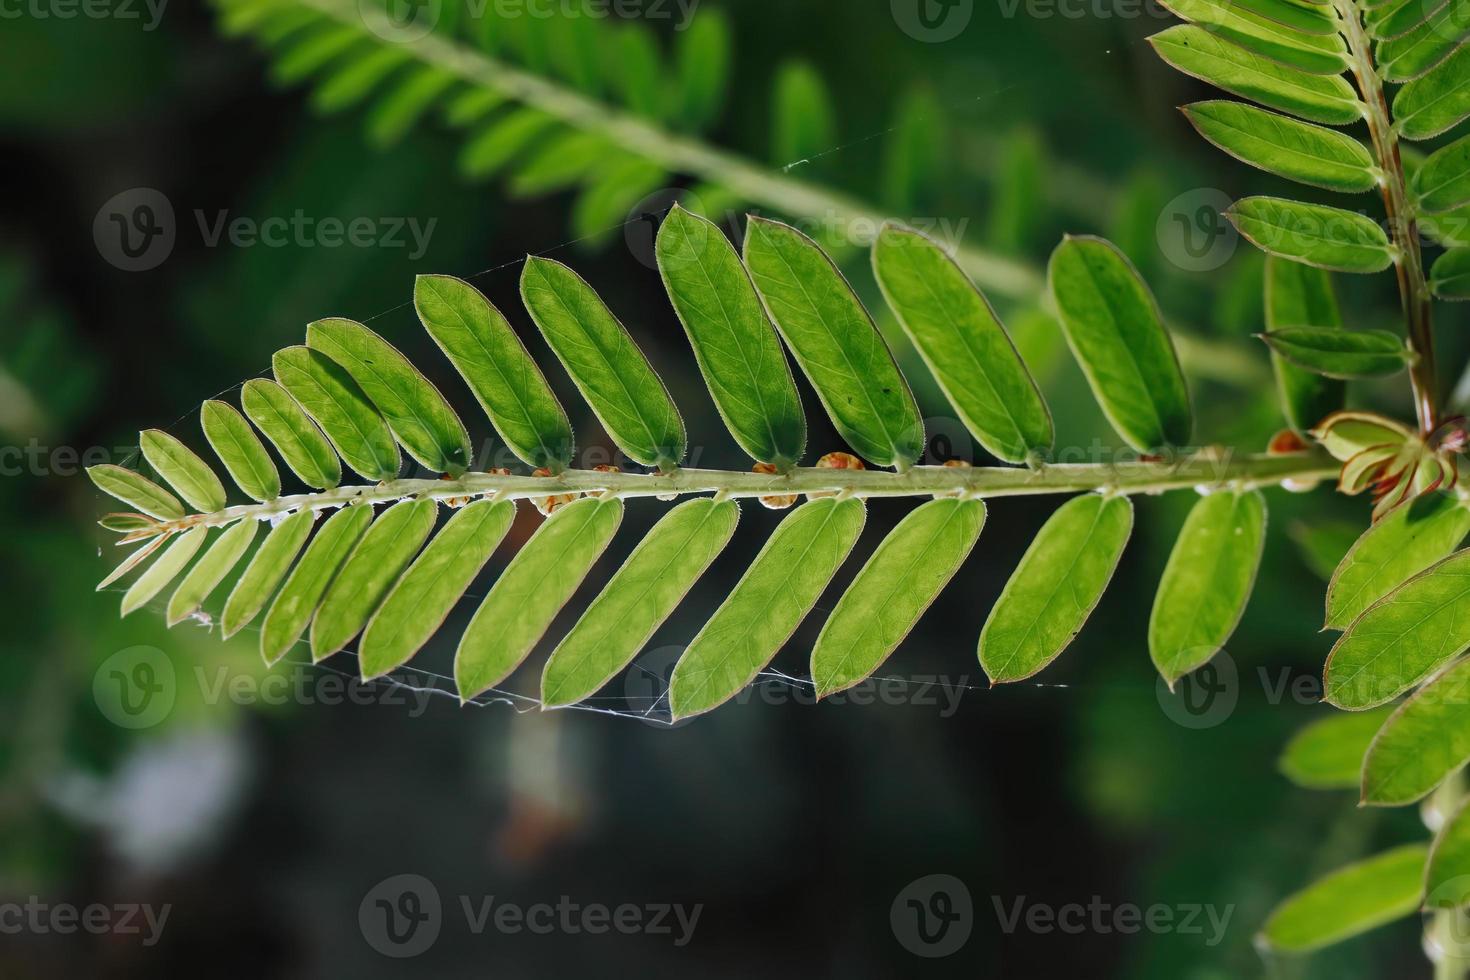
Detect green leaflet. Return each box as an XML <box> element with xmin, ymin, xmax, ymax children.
<box><xmin>1362</xmin><ymin>655</ymin><xmax>1470</xmax><ymax>805</ymax></box>
<box><xmin>201</xmin><ymin>399</ymin><xmax>280</xmax><ymax>502</ymax></box>
<box><xmin>87</xmin><ymin>464</ymin><xmax>185</xmax><ymax>521</ymax></box>
<box><xmin>310</xmin><ymin>499</ymin><xmax>438</xmax><ymax>662</ymax></box>
<box><xmin>1258</xmin><ymin>845</ymin><xmax>1429</xmax><ymax>953</ymax></box>
<box><xmin>311</xmin><ymin>47</ymin><xmax>409</xmax><ymax>113</ymax></box>
<box><xmin>96</xmin><ymin>534</ymin><xmax>170</xmax><ymax>593</ymax></box>
<box><xmin>1229</xmin><ymin>0</ymin><xmax>1339</xmax><ymax>35</ymax></box>
<box><xmin>1428</xmin><ymin>801</ymin><xmax>1470</xmax><ymax>908</ymax></box>
<box><xmin>1380</xmin><ymin>1</ymin><xmax>1470</xmax><ymax>83</ymax></box>
<box><xmin>1394</xmin><ymin>45</ymin><xmax>1470</xmax><ymax>140</ymax></box>
<box><xmin>260</xmin><ymin>504</ymin><xmax>372</xmax><ymax>665</ymax></box>
<box><xmin>980</xmin><ymin>494</ymin><xmax>1134</xmax><ymax>684</ymax></box>
<box><xmin>541</xmin><ymin>498</ymin><xmax>739</xmax><ymax>708</ymax></box>
<box><xmin>455</xmin><ymin>496</ymin><xmax>623</xmax><ymax>699</ymax></box>
<box><xmin>272</xmin><ymin>346</ymin><xmax>400</xmax><ymax>481</ymax></box>
<box><xmin>1265</xmin><ymin>256</ymin><xmax>1344</xmax><ymax>433</ymax></box>
<box><xmin>673</xmin><ymin>9</ymin><xmax>730</xmax><ymax>130</ymax></box>
<box><xmin>668</xmin><ymin>496</ymin><xmax>866</xmax><ymax>720</ymax></box>
<box><xmin>1415</xmin><ymin>133</ymin><xmax>1470</xmax><ymax>213</ymax></box>
<box><xmin>1326</xmin><ymin>493</ymin><xmax>1470</xmax><ymax>629</ymax></box>
<box><xmin>1149</xmin><ymin>490</ymin><xmax>1267</xmax><ymax>686</ymax></box>
<box><xmin>1047</xmin><ymin>236</ymin><xmax>1193</xmax><ymax>452</ymax></box>
<box><xmin>221</xmin><ymin>508</ymin><xmax>316</xmax><ymax>639</ymax></box>
<box><xmin>743</xmin><ymin>215</ymin><xmax>925</xmax><ymax>470</ymax></box>
<box><xmin>656</xmin><ymin>205</ymin><xmax>806</xmax><ymax>469</ymax></box>
<box><xmin>240</xmin><ymin>378</ymin><xmax>342</xmax><ymax>489</ymax></box>
<box><xmin>121</xmin><ymin>525</ymin><xmax>208</xmax><ymax>617</ymax></box>
<box><xmin>1227</xmin><ymin>197</ymin><xmax>1395</xmax><ymax>272</ymax></box>
<box><xmin>1368</xmin><ymin>0</ymin><xmax>1434</xmax><ymax>38</ymax></box>
<box><xmin>872</xmin><ymin>223</ymin><xmax>1053</xmax><ymax>464</ymax></box>
<box><xmin>305</xmin><ymin>318</ymin><xmax>472</xmax><ymax>476</ymax></box>
<box><xmin>414</xmin><ymin>274</ymin><xmax>574</xmax><ymax>471</ymax></box>
<box><xmin>771</xmin><ymin>60</ymin><xmax>836</xmax><ymax>165</ymax></box>
<box><xmin>140</xmin><ymin>429</ymin><xmax>227</xmax><ymax>514</ymax></box>
<box><xmin>366</xmin><ymin>65</ymin><xmax>455</xmax><ymax>148</ymax></box>
<box><xmin>1290</xmin><ymin>520</ymin><xmax>1363</xmax><ymax>580</ymax></box>
<box><xmin>1183</xmin><ymin>101</ymin><xmax>1377</xmax><ymax>192</ymax></box>
<box><xmin>508</xmin><ymin>131</ymin><xmax>616</xmax><ymax>197</ymax></box>
<box><xmin>571</xmin><ymin>159</ymin><xmax>669</xmax><ymax>245</ymax></box>
<box><xmin>1325</xmin><ymin>549</ymin><xmax>1470</xmax><ymax>708</ymax></box>
<box><xmin>360</xmin><ymin>498</ymin><xmax>516</xmax><ymax>680</ymax></box>
<box><xmin>272</xmin><ymin>24</ymin><xmax>359</xmax><ymax>84</ymax></box>
<box><xmin>811</xmin><ymin>498</ymin><xmax>986</xmax><ymax>698</ymax></box>
<box><xmin>1259</xmin><ymin>327</ymin><xmax>1411</xmax><ymax>378</ymax></box>
<box><xmin>1148</xmin><ymin>26</ymin><xmax>1363</xmax><ymax>126</ymax></box>
<box><xmin>166</xmin><ymin>519</ymin><xmax>257</xmax><ymax>626</ymax></box>
<box><xmin>1155</xmin><ymin>0</ymin><xmax>1348</xmax><ymax>74</ymax></box>
<box><xmin>882</xmin><ymin>87</ymin><xmax>944</xmax><ymax>212</ymax></box>
<box><xmin>1432</xmin><ymin>247</ymin><xmax>1470</xmax><ymax>299</ymax></box>
<box><xmin>459</xmin><ymin>109</ymin><xmax>558</xmax><ymax>180</ymax></box>
<box><xmin>520</xmin><ymin>256</ymin><xmax>686</xmax><ymax>470</ymax></box>
<box><xmin>1279</xmin><ymin>707</ymin><xmax>1396</xmax><ymax>789</ymax></box>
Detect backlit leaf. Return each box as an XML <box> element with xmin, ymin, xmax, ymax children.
<box><xmin>360</xmin><ymin>498</ymin><xmax>516</xmax><ymax>680</ymax></box>
<box><xmin>201</xmin><ymin>399</ymin><xmax>281</xmax><ymax>502</ymax></box>
<box><xmin>1047</xmin><ymin>235</ymin><xmax>1192</xmax><ymax>452</ymax></box>
<box><xmin>1259</xmin><ymin>327</ymin><xmax>1411</xmax><ymax>378</ymax></box>
<box><xmin>657</xmin><ymin>205</ymin><xmax>806</xmax><ymax>469</ymax></box>
<box><xmin>1326</xmin><ymin>492</ymin><xmax>1470</xmax><ymax>629</ymax></box>
<box><xmin>1157</xmin><ymin>0</ymin><xmax>1348</xmax><ymax>74</ymax></box>
<box><xmin>981</xmin><ymin>494</ymin><xmax>1134</xmax><ymax>683</ymax></box>
<box><xmin>1362</xmin><ymin>654</ymin><xmax>1470</xmax><ymax>805</ymax></box>
<box><xmin>1279</xmin><ymin>707</ymin><xmax>1396</xmax><ymax>789</ymax></box>
<box><xmin>873</xmin><ymin>223</ymin><xmax>1053</xmax><ymax>463</ymax></box>
<box><xmin>240</xmin><ymin>378</ymin><xmax>342</xmax><ymax>489</ymax></box>
<box><xmin>1148</xmin><ymin>26</ymin><xmax>1363</xmax><ymax>125</ymax></box>
<box><xmin>140</xmin><ymin>429</ymin><xmax>227</xmax><ymax>513</ymax></box>
<box><xmin>221</xmin><ymin>508</ymin><xmax>316</xmax><ymax>639</ymax></box>
<box><xmin>306</xmin><ymin>318</ymin><xmax>471</xmax><ymax>476</ymax></box>
<box><xmin>310</xmin><ymin>498</ymin><xmax>438</xmax><ymax>662</ymax></box>
<box><xmin>1149</xmin><ymin>490</ymin><xmax>1267</xmax><ymax>686</ymax></box>
<box><xmin>87</xmin><ymin>464</ymin><xmax>185</xmax><ymax>521</ymax></box>
<box><xmin>744</xmin><ymin>216</ymin><xmax>925</xmax><ymax>469</ymax></box>
<box><xmin>455</xmin><ymin>496</ymin><xmax>623</xmax><ymax>699</ymax></box>
<box><xmin>166</xmin><ymin>519</ymin><xmax>257</xmax><ymax>626</ymax></box>
<box><xmin>521</xmin><ymin>256</ymin><xmax>686</xmax><ymax>469</ymax></box>
<box><xmin>1258</xmin><ymin>845</ymin><xmax>1428</xmax><ymax>952</ymax></box>
<box><xmin>668</xmin><ymin>496</ymin><xmax>866</xmax><ymax>720</ymax></box>
<box><xmin>541</xmin><ymin>498</ymin><xmax>739</xmax><ymax>708</ymax></box>
<box><xmin>1227</xmin><ymin>197</ymin><xmax>1395</xmax><ymax>272</ymax></box>
<box><xmin>121</xmin><ymin>525</ymin><xmax>208</xmax><ymax>617</ymax></box>
<box><xmin>1428</xmin><ymin>801</ymin><xmax>1470</xmax><ymax>908</ymax></box>
<box><xmin>272</xmin><ymin>346</ymin><xmax>400</xmax><ymax>481</ymax></box>
<box><xmin>260</xmin><ymin>503</ymin><xmax>372</xmax><ymax>665</ymax></box>
<box><xmin>1183</xmin><ymin>101</ymin><xmax>1376</xmax><ymax>192</ymax></box>
<box><xmin>414</xmin><ymin>274</ymin><xmax>575</xmax><ymax>472</ymax></box>
<box><xmin>811</xmin><ymin>498</ymin><xmax>986</xmax><ymax>698</ymax></box>
<box><xmin>1394</xmin><ymin>45</ymin><xmax>1470</xmax><ymax>140</ymax></box>
<box><xmin>1325</xmin><ymin>549</ymin><xmax>1470</xmax><ymax>709</ymax></box>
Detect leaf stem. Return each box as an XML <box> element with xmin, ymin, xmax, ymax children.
<box><xmin>1336</xmin><ymin>0</ymin><xmax>1439</xmax><ymax>433</ymax></box>
<box><xmin>136</xmin><ymin>450</ymin><xmax>1338</xmax><ymax>535</ymax></box>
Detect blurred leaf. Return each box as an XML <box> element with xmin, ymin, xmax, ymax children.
<box><xmin>1362</xmin><ymin>655</ymin><xmax>1470</xmax><ymax>805</ymax></box>
<box><xmin>1279</xmin><ymin>707</ymin><xmax>1395</xmax><ymax>790</ymax></box>
<box><xmin>1266</xmin><ymin>256</ymin><xmax>1345</xmax><ymax>433</ymax></box>
<box><xmin>1259</xmin><ymin>845</ymin><xmax>1428</xmax><ymax>953</ymax></box>
<box><xmin>770</xmin><ymin>60</ymin><xmax>836</xmax><ymax>166</ymax></box>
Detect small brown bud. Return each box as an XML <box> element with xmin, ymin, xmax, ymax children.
<box><xmin>1267</xmin><ymin>429</ymin><xmax>1309</xmax><ymax>455</ymax></box>
<box><xmin>589</xmin><ymin>464</ymin><xmax>621</xmax><ymax>498</ymax></box>
<box><xmin>752</xmin><ymin>461</ymin><xmax>797</xmax><ymax>510</ymax></box>
<box><xmin>936</xmin><ymin>458</ymin><xmax>972</xmax><ymax>498</ymax></box>
<box><xmin>807</xmin><ymin>452</ymin><xmax>864</xmax><ymax>500</ymax></box>
<box><xmin>530</xmin><ymin>467</ymin><xmax>580</xmax><ymax>516</ymax></box>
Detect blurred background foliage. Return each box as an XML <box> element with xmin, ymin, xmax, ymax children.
<box><xmin>0</xmin><ymin>0</ymin><xmax>1452</xmax><ymax>975</ymax></box>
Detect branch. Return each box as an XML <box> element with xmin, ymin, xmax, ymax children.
<box><xmin>140</xmin><ymin>450</ymin><xmax>1339</xmax><ymax>535</ymax></box>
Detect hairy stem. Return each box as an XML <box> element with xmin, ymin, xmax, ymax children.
<box><xmin>1336</xmin><ymin>0</ymin><xmax>1439</xmax><ymax>433</ymax></box>
<box><xmin>282</xmin><ymin>0</ymin><xmax>1264</xmax><ymax>386</ymax></box>
<box><xmin>138</xmin><ymin>450</ymin><xmax>1338</xmax><ymax>535</ymax></box>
